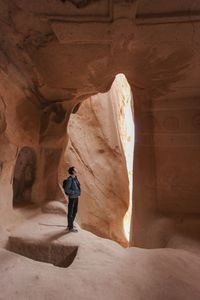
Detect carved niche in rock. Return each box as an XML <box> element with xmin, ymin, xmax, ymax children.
<box><xmin>13</xmin><ymin>147</ymin><xmax>36</xmax><ymax>206</ymax></box>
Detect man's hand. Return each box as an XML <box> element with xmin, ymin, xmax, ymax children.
<box><xmin>59</xmin><ymin>183</ymin><xmax>69</xmax><ymax>203</ymax></box>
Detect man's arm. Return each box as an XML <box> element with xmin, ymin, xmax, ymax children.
<box><xmin>59</xmin><ymin>183</ymin><xmax>68</xmax><ymax>203</ymax></box>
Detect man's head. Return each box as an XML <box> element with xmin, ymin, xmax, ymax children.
<box><xmin>68</xmin><ymin>166</ymin><xmax>77</xmax><ymax>175</ymax></box>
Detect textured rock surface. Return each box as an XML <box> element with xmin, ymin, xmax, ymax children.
<box><xmin>42</xmin><ymin>201</ymin><xmax>67</xmax><ymax>215</ymax></box>
<box><xmin>1</xmin><ymin>213</ymin><xmax>200</xmax><ymax>300</ymax></box>
<box><xmin>0</xmin><ymin>0</ymin><xmax>199</xmax><ymax>250</ymax></box>
<box><xmin>63</xmin><ymin>76</ymin><xmax>131</xmax><ymax>246</ymax></box>
<box><xmin>0</xmin><ymin>1</ymin><xmax>200</xmax><ymax>299</ymax></box>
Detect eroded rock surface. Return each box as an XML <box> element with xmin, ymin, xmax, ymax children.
<box><xmin>63</xmin><ymin>78</ymin><xmax>131</xmax><ymax>246</ymax></box>
<box><xmin>1</xmin><ymin>213</ymin><xmax>200</xmax><ymax>300</ymax></box>
<box><xmin>0</xmin><ymin>0</ymin><xmax>200</xmax><ymax>299</ymax></box>
<box><xmin>0</xmin><ymin>0</ymin><xmax>199</xmax><ymax>252</ymax></box>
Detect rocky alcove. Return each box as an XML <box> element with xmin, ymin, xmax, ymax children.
<box><xmin>13</xmin><ymin>147</ymin><xmax>37</xmax><ymax>207</ymax></box>
<box><xmin>7</xmin><ymin>236</ymin><xmax>78</xmax><ymax>268</ymax></box>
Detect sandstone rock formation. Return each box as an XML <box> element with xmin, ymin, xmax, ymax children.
<box><xmin>0</xmin><ymin>0</ymin><xmax>199</xmax><ymax>248</ymax></box>
<box><xmin>63</xmin><ymin>75</ymin><xmax>132</xmax><ymax>247</ymax></box>
<box><xmin>0</xmin><ymin>0</ymin><xmax>200</xmax><ymax>298</ymax></box>
<box><xmin>2</xmin><ymin>213</ymin><xmax>200</xmax><ymax>300</ymax></box>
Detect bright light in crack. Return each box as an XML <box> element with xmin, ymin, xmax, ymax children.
<box><xmin>114</xmin><ymin>74</ymin><xmax>134</xmax><ymax>241</ymax></box>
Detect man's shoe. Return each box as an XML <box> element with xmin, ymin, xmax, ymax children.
<box><xmin>69</xmin><ymin>228</ymin><xmax>78</xmax><ymax>233</ymax></box>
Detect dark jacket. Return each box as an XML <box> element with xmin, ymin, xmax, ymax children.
<box><xmin>63</xmin><ymin>176</ymin><xmax>81</xmax><ymax>199</ymax></box>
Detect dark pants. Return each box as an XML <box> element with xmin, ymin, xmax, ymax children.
<box><xmin>67</xmin><ymin>198</ymin><xmax>79</xmax><ymax>229</ymax></box>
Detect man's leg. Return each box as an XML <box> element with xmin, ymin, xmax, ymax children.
<box><xmin>67</xmin><ymin>198</ymin><xmax>74</xmax><ymax>230</ymax></box>
<box><xmin>72</xmin><ymin>198</ymin><xmax>79</xmax><ymax>222</ymax></box>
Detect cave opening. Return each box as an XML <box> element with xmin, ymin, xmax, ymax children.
<box><xmin>13</xmin><ymin>147</ymin><xmax>37</xmax><ymax>208</ymax></box>
<box><xmin>64</xmin><ymin>74</ymin><xmax>134</xmax><ymax>246</ymax></box>
<box><xmin>115</xmin><ymin>74</ymin><xmax>135</xmax><ymax>242</ymax></box>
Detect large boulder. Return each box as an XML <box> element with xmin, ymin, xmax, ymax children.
<box><xmin>64</xmin><ymin>76</ymin><xmax>132</xmax><ymax>247</ymax></box>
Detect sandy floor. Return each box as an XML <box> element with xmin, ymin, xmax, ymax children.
<box><xmin>0</xmin><ymin>213</ymin><xmax>200</xmax><ymax>300</ymax></box>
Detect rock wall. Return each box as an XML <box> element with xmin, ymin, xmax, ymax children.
<box><xmin>0</xmin><ymin>0</ymin><xmax>200</xmax><ymax>250</ymax></box>
<box><xmin>131</xmin><ymin>0</ymin><xmax>200</xmax><ymax>248</ymax></box>
<box><xmin>63</xmin><ymin>76</ymin><xmax>131</xmax><ymax>247</ymax></box>
<box><xmin>0</xmin><ymin>67</ymin><xmax>40</xmax><ymax>224</ymax></box>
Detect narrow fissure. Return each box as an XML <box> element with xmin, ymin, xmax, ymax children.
<box><xmin>114</xmin><ymin>74</ymin><xmax>134</xmax><ymax>241</ymax></box>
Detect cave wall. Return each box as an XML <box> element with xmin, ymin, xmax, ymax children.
<box><xmin>130</xmin><ymin>0</ymin><xmax>200</xmax><ymax>247</ymax></box>
<box><xmin>0</xmin><ymin>67</ymin><xmax>40</xmax><ymax>223</ymax></box>
<box><xmin>0</xmin><ymin>0</ymin><xmax>200</xmax><ymax>248</ymax></box>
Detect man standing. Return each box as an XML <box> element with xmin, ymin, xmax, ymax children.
<box><xmin>63</xmin><ymin>166</ymin><xmax>81</xmax><ymax>232</ymax></box>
